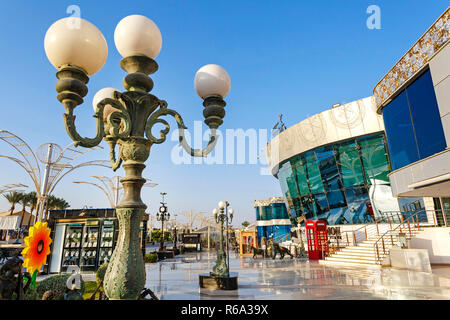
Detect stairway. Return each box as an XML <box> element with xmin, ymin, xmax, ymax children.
<box><xmin>319</xmin><ymin>226</ymin><xmax>423</xmax><ymax>267</ymax></box>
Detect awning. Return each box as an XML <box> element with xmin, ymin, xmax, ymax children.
<box><xmin>0</xmin><ymin>215</ymin><xmax>20</xmax><ymax>230</ymax></box>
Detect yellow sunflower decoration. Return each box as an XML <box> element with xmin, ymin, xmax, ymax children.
<box><xmin>21</xmin><ymin>221</ymin><xmax>52</xmax><ymax>275</ymax></box>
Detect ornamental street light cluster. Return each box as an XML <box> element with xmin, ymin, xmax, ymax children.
<box><xmin>44</xmin><ymin>14</ymin><xmax>230</xmax><ymax>300</ymax></box>
<box><xmin>211</xmin><ymin>200</ymin><xmax>234</xmax><ymax>278</ymax></box>
<box><xmin>156</xmin><ymin>192</ymin><xmax>170</xmax><ymax>252</ymax></box>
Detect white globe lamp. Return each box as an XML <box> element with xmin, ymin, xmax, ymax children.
<box><xmin>92</xmin><ymin>88</ymin><xmax>121</xmax><ymax>119</ymax></box>
<box><xmin>44</xmin><ymin>17</ymin><xmax>108</xmax><ymax>75</ymax></box>
<box><xmin>114</xmin><ymin>15</ymin><xmax>162</xmax><ymax>59</ymax></box>
<box><xmin>194</xmin><ymin>64</ymin><xmax>231</xmax><ymax>99</ymax></box>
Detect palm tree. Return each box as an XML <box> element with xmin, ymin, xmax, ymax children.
<box><xmin>44</xmin><ymin>195</ymin><xmax>70</xmax><ymax>221</ymax></box>
<box><xmin>26</xmin><ymin>192</ymin><xmax>38</xmax><ymax>216</ymax></box>
<box><xmin>3</xmin><ymin>191</ymin><xmax>23</xmax><ymax>215</ymax></box>
<box><xmin>55</xmin><ymin>198</ymin><xmax>70</xmax><ymax>210</ymax></box>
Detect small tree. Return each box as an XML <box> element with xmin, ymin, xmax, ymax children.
<box><xmin>241</xmin><ymin>221</ymin><xmax>250</xmax><ymax>228</ymax></box>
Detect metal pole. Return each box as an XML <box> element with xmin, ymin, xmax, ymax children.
<box><xmin>225</xmin><ymin>201</ymin><xmax>230</xmax><ymax>273</ymax></box>
<box><xmin>39</xmin><ymin>144</ymin><xmax>53</xmax><ymax>221</ymax></box>
<box><xmin>160</xmin><ymin>215</ymin><xmax>165</xmax><ymax>251</ymax></box>
<box><xmin>208</xmin><ymin>224</ymin><xmax>210</xmax><ymax>250</ymax></box>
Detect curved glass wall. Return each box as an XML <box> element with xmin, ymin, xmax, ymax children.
<box><xmin>277</xmin><ymin>132</ymin><xmax>392</xmax><ymax>225</ymax></box>
<box><xmin>383</xmin><ymin>69</ymin><xmax>446</xmax><ymax>171</ymax></box>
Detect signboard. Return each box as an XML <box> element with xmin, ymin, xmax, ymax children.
<box><xmin>0</xmin><ymin>215</ymin><xmax>20</xmax><ymax>230</ymax></box>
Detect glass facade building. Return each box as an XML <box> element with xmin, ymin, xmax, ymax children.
<box><xmin>382</xmin><ymin>69</ymin><xmax>446</xmax><ymax>171</ymax></box>
<box><xmin>255</xmin><ymin>198</ymin><xmax>291</xmax><ymax>245</ymax></box>
<box><xmin>277</xmin><ymin>132</ymin><xmax>393</xmax><ymax>225</ymax></box>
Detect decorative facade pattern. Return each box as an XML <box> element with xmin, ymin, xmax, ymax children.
<box><xmin>373</xmin><ymin>8</ymin><xmax>450</xmax><ymax>112</ymax></box>
<box><xmin>254</xmin><ymin>197</ymin><xmax>285</xmax><ymax>208</ymax></box>
<box><xmin>266</xmin><ymin>96</ymin><xmax>384</xmax><ymax>175</ymax></box>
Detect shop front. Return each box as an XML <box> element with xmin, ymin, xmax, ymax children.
<box><xmin>47</xmin><ymin>208</ymin><xmax>148</xmax><ymax>274</ymax></box>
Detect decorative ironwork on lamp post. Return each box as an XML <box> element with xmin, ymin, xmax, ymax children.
<box><xmin>44</xmin><ymin>15</ymin><xmax>230</xmax><ymax>300</ymax></box>
<box><xmin>156</xmin><ymin>192</ymin><xmax>170</xmax><ymax>252</ymax></box>
<box><xmin>211</xmin><ymin>201</ymin><xmax>234</xmax><ymax>278</ymax></box>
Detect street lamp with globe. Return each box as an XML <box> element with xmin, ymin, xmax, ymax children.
<box><xmin>44</xmin><ymin>14</ymin><xmax>231</xmax><ymax>300</ymax></box>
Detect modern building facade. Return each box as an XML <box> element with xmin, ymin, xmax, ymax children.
<box><xmin>254</xmin><ymin>197</ymin><xmax>291</xmax><ymax>244</ymax></box>
<box><xmin>373</xmin><ymin>8</ymin><xmax>450</xmax><ymax>226</ymax></box>
<box><xmin>265</xmin><ymin>96</ymin><xmax>426</xmax><ymax>226</ymax></box>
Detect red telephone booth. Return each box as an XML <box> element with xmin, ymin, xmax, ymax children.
<box><xmin>306</xmin><ymin>220</ymin><xmax>328</xmax><ymax>260</ymax></box>
<box><xmin>366</xmin><ymin>201</ymin><xmax>375</xmax><ymax>221</ymax></box>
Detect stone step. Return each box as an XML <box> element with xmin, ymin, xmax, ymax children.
<box><xmin>340</xmin><ymin>247</ymin><xmax>380</xmax><ymax>252</ymax></box>
<box><xmin>333</xmin><ymin>251</ymin><xmax>377</xmax><ymax>257</ymax></box>
<box><xmin>319</xmin><ymin>259</ymin><xmax>381</xmax><ymax>267</ymax></box>
<box><xmin>323</xmin><ymin>256</ymin><xmax>378</xmax><ymax>265</ymax></box>
<box><xmin>326</xmin><ymin>254</ymin><xmax>379</xmax><ymax>261</ymax></box>
<box><xmin>321</xmin><ymin>227</ymin><xmax>425</xmax><ymax>267</ymax></box>
<box><xmin>329</xmin><ymin>255</ymin><xmax>379</xmax><ymax>262</ymax></box>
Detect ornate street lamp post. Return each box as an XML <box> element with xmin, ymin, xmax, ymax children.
<box><xmin>156</xmin><ymin>192</ymin><xmax>170</xmax><ymax>252</ymax></box>
<box><xmin>211</xmin><ymin>201</ymin><xmax>234</xmax><ymax>277</ymax></box>
<box><xmin>44</xmin><ymin>15</ymin><xmax>230</xmax><ymax>300</ymax></box>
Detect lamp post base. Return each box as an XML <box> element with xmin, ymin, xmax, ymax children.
<box><xmin>199</xmin><ymin>272</ymin><xmax>238</xmax><ymax>290</ymax></box>
<box><xmin>156</xmin><ymin>250</ymin><xmax>175</xmax><ymax>260</ymax></box>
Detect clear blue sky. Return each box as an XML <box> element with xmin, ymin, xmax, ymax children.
<box><xmin>0</xmin><ymin>1</ymin><xmax>448</xmax><ymax>226</ymax></box>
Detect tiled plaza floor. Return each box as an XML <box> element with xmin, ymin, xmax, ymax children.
<box><xmin>144</xmin><ymin>251</ymin><xmax>450</xmax><ymax>300</ymax></box>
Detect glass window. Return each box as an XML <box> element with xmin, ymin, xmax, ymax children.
<box><xmin>344</xmin><ymin>187</ymin><xmax>372</xmax><ymax>224</ymax></box>
<box><xmin>278</xmin><ymin>162</ymin><xmax>294</xmax><ymax>202</ymax></box>
<box><xmin>301</xmin><ymin>196</ymin><xmax>316</xmax><ymax>220</ymax></box>
<box><xmin>304</xmin><ymin>152</ymin><xmax>324</xmax><ymax>193</ymax></box>
<box><xmin>312</xmin><ymin>193</ymin><xmax>330</xmax><ymax>222</ymax></box>
<box><xmin>272</xmin><ymin>203</ymin><xmax>288</xmax><ymax>220</ymax></box>
<box><xmin>406</xmin><ymin>70</ymin><xmax>446</xmax><ymax>159</ymax></box>
<box><xmin>291</xmin><ymin>198</ymin><xmax>303</xmax><ymax>218</ymax></box>
<box><xmin>335</xmin><ymin>140</ymin><xmax>365</xmax><ymax>187</ymax></box>
<box><xmin>358</xmin><ymin>135</ymin><xmax>390</xmax><ymax>184</ymax></box>
<box><xmin>326</xmin><ymin>190</ymin><xmax>347</xmax><ymax>225</ymax></box>
<box><xmin>261</xmin><ymin>206</ymin><xmax>271</xmax><ymax>220</ymax></box>
<box><xmin>383</xmin><ymin>90</ymin><xmax>419</xmax><ymax>170</ymax></box>
<box><xmin>315</xmin><ymin>146</ymin><xmax>342</xmax><ymax>191</ymax></box>
<box><xmin>256</xmin><ymin>207</ymin><xmax>261</xmax><ymax>221</ymax></box>
<box><xmin>398</xmin><ymin>198</ymin><xmax>427</xmax><ymax>222</ymax></box>
<box><xmin>292</xmin><ymin>158</ymin><xmax>310</xmax><ymax>196</ymax></box>
<box><xmin>286</xmin><ymin>176</ymin><xmax>299</xmax><ymax>198</ymax></box>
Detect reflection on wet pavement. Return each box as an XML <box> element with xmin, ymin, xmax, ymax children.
<box><xmin>144</xmin><ymin>251</ymin><xmax>450</xmax><ymax>300</ymax></box>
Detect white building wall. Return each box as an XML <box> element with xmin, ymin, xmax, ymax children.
<box><xmin>409</xmin><ymin>227</ymin><xmax>450</xmax><ymax>264</ymax></box>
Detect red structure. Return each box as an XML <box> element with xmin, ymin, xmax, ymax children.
<box><xmin>306</xmin><ymin>220</ymin><xmax>328</xmax><ymax>260</ymax></box>
<box><xmin>366</xmin><ymin>201</ymin><xmax>375</xmax><ymax>220</ymax></box>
